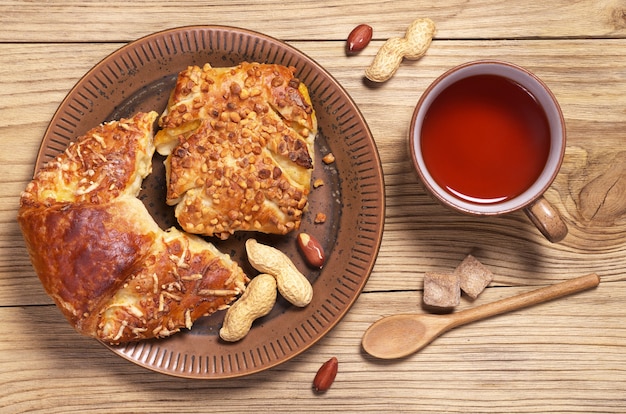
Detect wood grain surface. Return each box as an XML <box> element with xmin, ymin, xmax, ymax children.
<box><xmin>1</xmin><ymin>0</ymin><xmax>625</xmax><ymax>412</ymax></box>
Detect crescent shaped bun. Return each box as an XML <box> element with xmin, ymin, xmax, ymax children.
<box><xmin>18</xmin><ymin>112</ymin><xmax>248</xmax><ymax>344</ymax></box>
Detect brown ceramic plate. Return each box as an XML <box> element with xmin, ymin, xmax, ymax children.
<box><xmin>36</xmin><ymin>26</ymin><xmax>384</xmax><ymax>379</ymax></box>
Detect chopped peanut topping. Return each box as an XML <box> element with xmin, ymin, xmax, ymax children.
<box><xmin>314</xmin><ymin>212</ymin><xmax>327</xmax><ymax>224</ymax></box>
<box><xmin>155</xmin><ymin>62</ymin><xmax>318</xmax><ymax>240</ymax></box>
<box><xmin>322</xmin><ymin>152</ymin><xmax>335</xmax><ymax>164</ymax></box>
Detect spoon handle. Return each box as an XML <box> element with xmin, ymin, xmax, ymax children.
<box><xmin>448</xmin><ymin>273</ymin><xmax>600</xmax><ymax>329</ymax></box>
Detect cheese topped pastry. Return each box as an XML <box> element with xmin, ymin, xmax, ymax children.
<box><xmin>18</xmin><ymin>112</ymin><xmax>248</xmax><ymax>343</ymax></box>
<box><xmin>155</xmin><ymin>62</ymin><xmax>317</xmax><ymax>240</ymax></box>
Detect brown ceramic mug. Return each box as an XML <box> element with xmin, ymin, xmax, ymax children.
<box><xmin>409</xmin><ymin>60</ymin><xmax>568</xmax><ymax>242</ymax></box>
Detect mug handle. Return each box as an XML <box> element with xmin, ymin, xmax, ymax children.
<box><xmin>523</xmin><ymin>197</ymin><xmax>568</xmax><ymax>243</ymax></box>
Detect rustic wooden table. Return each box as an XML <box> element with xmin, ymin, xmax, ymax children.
<box><xmin>2</xmin><ymin>1</ymin><xmax>625</xmax><ymax>412</ymax></box>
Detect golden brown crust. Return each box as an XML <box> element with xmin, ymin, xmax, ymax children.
<box><xmin>19</xmin><ymin>198</ymin><xmax>159</xmax><ymax>337</ymax></box>
<box><xmin>97</xmin><ymin>226</ymin><xmax>247</xmax><ymax>342</ymax></box>
<box><xmin>155</xmin><ymin>62</ymin><xmax>317</xmax><ymax>239</ymax></box>
<box><xmin>20</xmin><ymin>112</ymin><xmax>156</xmax><ymax>207</ymax></box>
<box><xmin>18</xmin><ymin>112</ymin><xmax>248</xmax><ymax>344</ymax></box>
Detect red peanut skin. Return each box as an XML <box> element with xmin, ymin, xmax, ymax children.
<box><xmin>297</xmin><ymin>233</ymin><xmax>325</xmax><ymax>268</ymax></box>
<box><xmin>346</xmin><ymin>24</ymin><xmax>373</xmax><ymax>53</ymax></box>
<box><xmin>313</xmin><ymin>357</ymin><xmax>338</xmax><ymax>392</ymax></box>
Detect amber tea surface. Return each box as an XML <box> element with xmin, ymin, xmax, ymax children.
<box><xmin>420</xmin><ymin>74</ymin><xmax>551</xmax><ymax>204</ymax></box>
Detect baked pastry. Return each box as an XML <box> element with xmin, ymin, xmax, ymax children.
<box><xmin>155</xmin><ymin>62</ymin><xmax>317</xmax><ymax>239</ymax></box>
<box><xmin>18</xmin><ymin>112</ymin><xmax>248</xmax><ymax>343</ymax></box>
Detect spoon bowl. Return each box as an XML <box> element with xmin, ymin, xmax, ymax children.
<box><xmin>361</xmin><ymin>313</ymin><xmax>452</xmax><ymax>359</ymax></box>
<box><xmin>362</xmin><ymin>273</ymin><xmax>600</xmax><ymax>359</ymax></box>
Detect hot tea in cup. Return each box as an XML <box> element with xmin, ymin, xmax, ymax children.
<box><xmin>410</xmin><ymin>60</ymin><xmax>568</xmax><ymax>242</ymax></box>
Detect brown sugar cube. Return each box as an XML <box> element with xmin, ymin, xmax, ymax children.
<box><xmin>454</xmin><ymin>254</ymin><xmax>494</xmax><ymax>299</ymax></box>
<box><xmin>423</xmin><ymin>272</ymin><xmax>460</xmax><ymax>308</ymax></box>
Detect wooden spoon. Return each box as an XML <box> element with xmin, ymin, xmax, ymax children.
<box><xmin>362</xmin><ymin>273</ymin><xmax>600</xmax><ymax>359</ymax></box>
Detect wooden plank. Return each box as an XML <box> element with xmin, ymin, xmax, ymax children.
<box><xmin>1</xmin><ymin>0</ymin><xmax>625</xmax><ymax>43</ymax></box>
<box><xmin>0</xmin><ymin>283</ymin><xmax>623</xmax><ymax>412</ymax></box>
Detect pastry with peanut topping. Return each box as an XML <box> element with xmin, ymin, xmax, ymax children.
<box><xmin>155</xmin><ymin>62</ymin><xmax>317</xmax><ymax>240</ymax></box>
<box><xmin>17</xmin><ymin>112</ymin><xmax>248</xmax><ymax>344</ymax></box>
